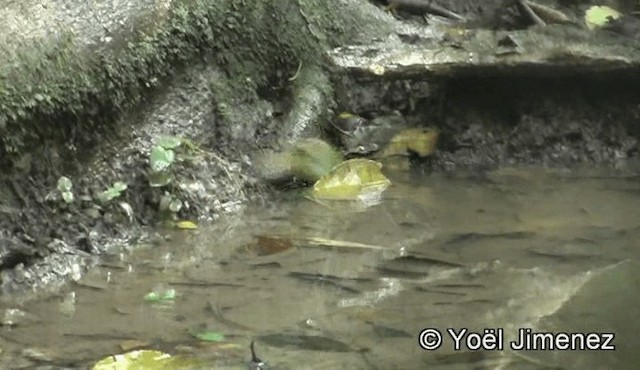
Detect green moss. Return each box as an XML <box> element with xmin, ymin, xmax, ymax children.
<box><xmin>0</xmin><ymin>0</ymin><xmax>392</xmax><ymax>165</ymax></box>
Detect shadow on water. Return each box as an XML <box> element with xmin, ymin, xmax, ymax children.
<box><xmin>1</xmin><ymin>165</ymin><xmax>640</xmax><ymax>369</ymax></box>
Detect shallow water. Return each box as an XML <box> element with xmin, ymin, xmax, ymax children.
<box><xmin>1</xmin><ymin>165</ymin><xmax>639</xmax><ymax>369</ymax></box>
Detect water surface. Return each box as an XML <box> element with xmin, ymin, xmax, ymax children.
<box><xmin>1</xmin><ymin>165</ymin><xmax>639</xmax><ymax>369</ymax></box>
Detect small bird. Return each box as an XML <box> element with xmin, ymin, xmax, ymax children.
<box><xmin>248</xmin><ymin>341</ymin><xmax>268</xmax><ymax>370</ymax></box>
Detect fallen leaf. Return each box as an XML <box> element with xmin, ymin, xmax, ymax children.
<box><xmin>176</xmin><ymin>221</ymin><xmax>198</xmax><ymax>230</ymax></box>
<box><xmin>312</xmin><ymin>159</ymin><xmax>391</xmax><ymax>201</ymax></box>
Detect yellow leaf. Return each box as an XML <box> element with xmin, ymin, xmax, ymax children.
<box><xmin>92</xmin><ymin>350</ymin><xmax>171</xmax><ymax>370</ymax></box>
<box><xmin>176</xmin><ymin>221</ymin><xmax>198</xmax><ymax>230</ymax></box>
<box><xmin>312</xmin><ymin>159</ymin><xmax>391</xmax><ymax>200</ymax></box>
<box><xmin>584</xmin><ymin>6</ymin><xmax>621</xmax><ymax>30</ymax></box>
<box><xmin>92</xmin><ymin>349</ymin><xmax>203</xmax><ymax>370</ymax></box>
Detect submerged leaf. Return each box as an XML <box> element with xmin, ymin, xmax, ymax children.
<box><xmin>92</xmin><ymin>350</ymin><xmax>170</xmax><ymax>370</ymax></box>
<box><xmin>193</xmin><ymin>331</ymin><xmax>225</xmax><ymax>342</ymax></box>
<box><xmin>312</xmin><ymin>159</ymin><xmax>391</xmax><ymax>200</ymax></box>
<box><xmin>144</xmin><ymin>289</ymin><xmax>176</xmax><ymax>303</ymax></box>
<box><xmin>255</xmin><ymin>235</ymin><xmax>294</xmax><ymax>255</ymax></box>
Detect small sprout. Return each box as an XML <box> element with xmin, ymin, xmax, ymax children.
<box><xmin>157</xmin><ymin>136</ymin><xmax>182</xmax><ymax>150</ymax></box>
<box><xmin>57</xmin><ymin>176</ymin><xmax>74</xmax><ymax>203</ymax></box>
<box><xmin>150</xmin><ymin>146</ymin><xmax>175</xmax><ymax>173</ymax></box>
<box><xmin>169</xmin><ymin>198</ymin><xmax>182</xmax><ymax>213</ymax></box>
<box><xmin>57</xmin><ymin>176</ymin><xmax>73</xmax><ymax>192</ymax></box>
<box><xmin>61</xmin><ymin>191</ymin><xmax>74</xmax><ymax>204</ymax></box>
<box><xmin>97</xmin><ymin>181</ymin><xmax>128</xmax><ymax>204</ymax></box>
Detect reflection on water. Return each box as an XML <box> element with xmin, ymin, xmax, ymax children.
<box><xmin>1</xmin><ymin>165</ymin><xmax>639</xmax><ymax>369</ymax></box>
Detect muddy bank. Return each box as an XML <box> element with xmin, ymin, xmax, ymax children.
<box><xmin>0</xmin><ymin>0</ymin><xmax>639</xmax><ymax>294</ymax></box>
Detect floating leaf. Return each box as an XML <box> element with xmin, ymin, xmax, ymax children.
<box><xmin>585</xmin><ymin>5</ymin><xmax>621</xmax><ymax>30</ymax></box>
<box><xmin>57</xmin><ymin>176</ymin><xmax>72</xmax><ymax>192</ymax></box>
<box><xmin>150</xmin><ymin>146</ymin><xmax>175</xmax><ymax>173</ymax></box>
<box><xmin>377</xmin><ymin>128</ymin><xmax>439</xmax><ymax>158</ymax></box>
<box><xmin>193</xmin><ymin>331</ymin><xmax>225</xmax><ymax>342</ymax></box>
<box><xmin>91</xmin><ymin>349</ymin><xmax>202</xmax><ymax>370</ymax></box>
<box><xmin>176</xmin><ymin>220</ymin><xmax>197</xmax><ymax>230</ymax></box>
<box><xmin>312</xmin><ymin>159</ymin><xmax>391</xmax><ymax>200</ymax></box>
<box><xmin>157</xmin><ymin>136</ymin><xmax>183</xmax><ymax>150</ymax></box>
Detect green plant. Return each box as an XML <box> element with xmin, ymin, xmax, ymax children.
<box><xmin>96</xmin><ymin>181</ymin><xmax>128</xmax><ymax>204</ymax></box>
<box><xmin>148</xmin><ymin>135</ymin><xmax>181</xmax><ymax>187</ymax></box>
<box><xmin>57</xmin><ymin>176</ymin><xmax>74</xmax><ymax>203</ymax></box>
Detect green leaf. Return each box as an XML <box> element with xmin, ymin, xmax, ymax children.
<box><xmin>585</xmin><ymin>5</ymin><xmax>621</xmax><ymax>30</ymax></box>
<box><xmin>169</xmin><ymin>198</ymin><xmax>182</xmax><ymax>213</ymax></box>
<box><xmin>157</xmin><ymin>136</ymin><xmax>182</xmax><ymax>149</ymax></box>
<box><xmin>112</xmin><ymin>181</ymin><xmax>128</xmax><ymax>192</ymax></box>
<box><xmin>312</xmin><ymin>159</ymin><xmax>391</xmax><ymax>201</ymax></box>
<box><xmin>193</xmin><ymin>331</ymin><xmax>225</xmax><ymax>342</ymax></box>
<box><xmin>62</xmin><ymin>191</ymin><xmax>74</xmax><ymax>204</ymax></box>
<box><xmin>97</xmin><ymin>181</ymin><xmax>128</xmax><ymax>203</ymax></box>
<box><xmin>144</xmin><ymin>289</ymin><xmax>176</xmax><ymax>303</ymax></box>
<box><xmin>150</xmin><ymin>146</ymin><xmax>175</xmax><ymax>173</ymax></box>
<box><xmin>57</xmin><ymin>176</ymin><xmax>72</xmax><ymax>192</ymax></box>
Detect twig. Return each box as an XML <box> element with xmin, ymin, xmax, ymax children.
<box><xmin>297</xmin><ymin>236</ymin><xmax>388</xmax><ymax>251</ymax></box>
<box><xmin>517</xmin><ymin>0</ymin><xmax>546</xmax><ymax>27</ymax></box>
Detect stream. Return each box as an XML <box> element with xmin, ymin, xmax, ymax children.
<box><xmin>1</xmin><ymin>164</ymin><xmax>639</xmax><ymax>369</ymax></box>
